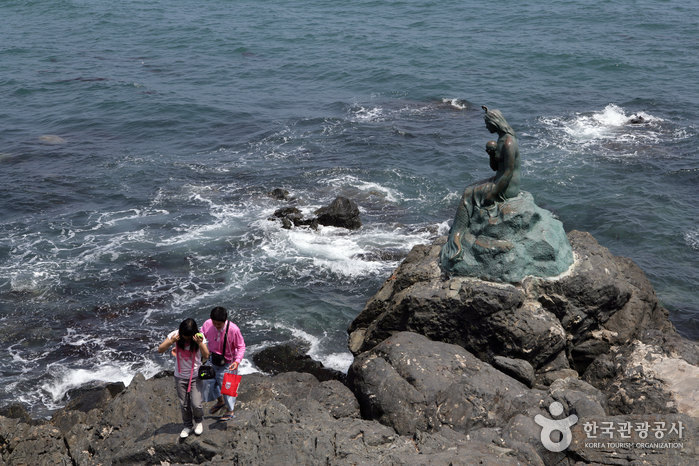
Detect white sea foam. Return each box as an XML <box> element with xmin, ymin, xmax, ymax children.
<box><xmin>537</xmin><ymin>104</ymin><xmax>670</xmax><ymax>156</ymax></box>
<box><xmin>247</xmin><ymin>320</ymin><xmax>353</xmax><ymax>373</ymax></box>
<box><xmin>349</xmin><ymin>101</ymin><xmax>434</xmax><ymax>123</ymax></box>
<box><xmin>42</xmin><ymin>357</ymin><xmax>162</xmax><ymax>404</ymax></box>
<box><xmin>321</xmin><ymin>352</ymin><xmax>354</xmax><ymax>372</ymax></box>
<box><xmin>321</xmin><ymin>174</ymin><xmax>401</xmax><ymax>203</ymax></box>
<box><xmin>441</xmin><ymin>98</ymin><xmax>468</xmax><ymax>110</ymax></box>
<box><xmin>351</xmin><ymin>106</ymin><xmax>385</xmax><ymax>122</ymax></box>
<box><xmin>8</xmin><ymin>342</ymin><xmax>31</xmax><ymax>366</ymax></box>
<box><xmin>684</xmin><ymin>229</ymin><xmax>699</xmax><ymax>251</ymax></box>
<box><xmin>9</xmin><ymin>268</ymin><xmax>57</xmax><ymax>294</ymax></box>
<box><xmin>257</xmin><ymin>215</ymin><xmax>431</xmax><ymax>279</ymax></box>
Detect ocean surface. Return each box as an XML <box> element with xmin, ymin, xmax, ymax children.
<box><xmin>1</xmin><ymin>0</ymin><xmax>697</xmax><ymax>418</ymax></box>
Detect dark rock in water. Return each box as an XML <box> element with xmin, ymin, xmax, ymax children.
<box><xmin>269</xmin><ymin>206</ymin><xmax>318</xmax><ymax>230</ymax></box>
<box><xmin>628</xmin><ymin>114</ymin><xmax>646</xmax><ymax>124</ymax></box>
<box><xmin>268</xmin><ymin>187</ymin><xmax>292</xmax><ymax>200</ymax></box>
<box><xmin>62</xmin><ymin>381</ymin><xmax>126</xmax><ymax>412</ymax></box>
<box><xmin>253</xmin><ymin>341</ymin><xmax>346</xmax><ymax>383</ymax></box>
<box><xmin>315</xmin><ymin>196</ymin><xmax>362</xmax><ymax>230</ymax></box>
<box><xmin>268</xmin><ymin>196</ymin><xmax>361</xmax><ymax>231</ymax></box>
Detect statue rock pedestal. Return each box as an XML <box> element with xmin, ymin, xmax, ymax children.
<box><xmin>441</xmin><ymin>191</ymin><xmax>574</xmax><ymax>283</ymax></box>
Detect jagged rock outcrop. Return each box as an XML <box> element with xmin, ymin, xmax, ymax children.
<box><xmin>348</xmin><ymin>231</ymin><xmax>674</xmax><ymax>380</ymax></box>
<box><xmin>348</xmin><ymin>332</ymin><xmax>552</xmax><ymax>436</ymax></box>
<box><xmin>344</xmin><ymin>229</ymin><xmax>698</xmax><ymax>464</ymax></box>
<box><xmin>583</xmin><ymin>330</ymin><xmax>699</xmax><ymax>417</ymax></box>
<box><xmin>1</xmin><ymin>371</ymin><xmax>528</xmax><ymax>465</ymax></box>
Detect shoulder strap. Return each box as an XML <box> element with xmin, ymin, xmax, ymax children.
<box><xmin>222</xmin><ymin>321</ymin><xmax>229</xmax><ymax>358</ymax></box>
<box><xmin>175</xmin><ymin>344</ymin><xmax>197</xmax><ymax>393</ymax></box>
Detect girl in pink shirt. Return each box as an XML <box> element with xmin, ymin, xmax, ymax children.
<box><xmin>158</xmin><ymin>318</ymin><xmax>210</xmax><ymax>437</ymax></box>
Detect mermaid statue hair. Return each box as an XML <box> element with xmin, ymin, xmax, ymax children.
<box><xmin>482</xmin><ymin>106</ymin><xmax>515</xmax><ymax>136</ymax></box>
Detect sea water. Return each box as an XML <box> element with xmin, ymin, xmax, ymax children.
<box><xmin>0</xmin><ymin>0</ymin><xmax>696</xmax><ymax>417</ymax></box>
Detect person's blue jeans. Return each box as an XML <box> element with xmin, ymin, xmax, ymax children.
<box><xmin>203</xmin><ymin>364</ymin><xmax>237</xmax><ymax>412</ymax></box>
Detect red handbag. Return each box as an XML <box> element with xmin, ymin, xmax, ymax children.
<box><xmin>221</xmin><ymin>371</ymin><xmax>242</xmax><ymax>397</ymax></box>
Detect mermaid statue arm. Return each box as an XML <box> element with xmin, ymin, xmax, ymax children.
<box><xmin>484</xmin><ymin>135</ymin><xmax>517</xmax><ymax>202</ymax></box>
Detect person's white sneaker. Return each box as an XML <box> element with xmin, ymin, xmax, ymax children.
<box><xmin>180</xmin><ymin>427</ymin><xmax>192</xmax><ymax>438</ymax></box>
<box><xmin>194</xmin><ymin>422</ymin><xmax>203</xmax><ymax>435</ymax></box>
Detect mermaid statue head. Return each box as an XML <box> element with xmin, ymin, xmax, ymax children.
<box><xmin>482</xmin><ymin>106</ymin><xmax>515</xmax><ymax>136</ymax></box>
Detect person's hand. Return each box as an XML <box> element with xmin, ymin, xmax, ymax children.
<box><xmin>170</xmin><ymin>334</ymin><xmax>180</xmax><ymax>344</ymax></box>
<box><xmin>229</xmin><ymin>361</ymin><xmax>239</xmax><ymax>371</ymax></box>
<box><xmin>193</xmin><ymin>333</ymin><xmax>203</xmax><ymax>344</ymax></box>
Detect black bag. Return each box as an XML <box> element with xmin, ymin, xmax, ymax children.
<box><xmin>198</xmin><ymin>364</ymin><xmax>216</xmax><ymax>380</ymax></box>
<box><xmin>210</xmin><ymin>352</ymin><xmax>226</xmax><ymax>366</ymax></box>
<box><xmin>210</xmin><ymin>322</ymin><xmax>230</xmax><ymax>367</ymax></box>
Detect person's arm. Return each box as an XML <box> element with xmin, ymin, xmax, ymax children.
<box><xmin>195</xmin><ymin>333</ymin><xmax>210</xmax><ymax>360</ymax></box>
<box><xmin>158</xmin><ymin>333</ymin><xmax>178</xmax><ymax>354</ymax></box>
<box><xmin>486</xmin><ymin>136</ymin><xmax>516</xmax><ymax>201</ymax></box>
<box><xmin>228</xmin><ymin>325</ymin><xmax>246</xmax><ymax>371</ymax></box>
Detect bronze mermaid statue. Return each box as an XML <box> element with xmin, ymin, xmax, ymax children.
<box><xmin>440</xmin><ymin>107</ymin><xmax>521</xmax><ymax>264</ymax></box>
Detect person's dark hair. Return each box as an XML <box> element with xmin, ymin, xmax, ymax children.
<box><xmin>210</xmin><ymin>306</ymin><xmax>228</xmax><ymax>322</ymax></box>
<box><xmin>177</xmin><ymin>318</ymin><xmax>199</xmax><ymax>351</ymax></box>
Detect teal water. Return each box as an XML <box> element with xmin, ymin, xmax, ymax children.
<box><xmin>1</xmin><ymin>0</ymin><xmax>697</xmax><ymax>417</ymax></box>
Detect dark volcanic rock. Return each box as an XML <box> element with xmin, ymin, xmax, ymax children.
<box><xmin>314</xmin><ymin>196</ymin><xmax>362</xmax><ymax>230</ymax></box>
<box><xmin>348</xmin><ymin>239</ymin><xmax>566</xmax><ymax>370</ymax></box>
<box><xmin>253</xmin><ymin>341</ymin><xmax>347</xmax><ymax>383</ymax></box>
<box><xmin>1</xmin><ymin>370</ymin><xmax>528</xmax><ymax>465</ymax></box>
<box><xmin>0</xmin><ymin>417</ymin><xmax>72</xmax><ymax>465</ymax></box>
<box><xmin>268</xmin><ymin>188</ymin><xmax>292</xmax><ymax>200</ymax></box>
<box><xmin>348</xmin><ymin>331</ymin><xmax>551</xmax><ymax>436</ymax></box>
<box><xmin>492</xmin><ymin>356</ymin><xmax>536</xmax><ymax>388</ymax></box>
<box><xmin>269</xmin><ymin>206</ymin><xmax>318</xmax><ymax>229</ymax></box>
<box><xmin>528</xmin><ymin>231</ymin><xmax>673</xmax><ymax>373</ymax></box>
<box><xmin>349</xmin><ymin>231</ymin><xmax>675</xmax><ymax>379</ymax></box>
<box><xmin>583</xmin><ymin>336</ymin><xmax>699</xmax><ymax>417</ymax></box>
<box><xmin>268</xmin><ymin>196</ymin><xmax>362</xmax><ymax>231</ymax></box>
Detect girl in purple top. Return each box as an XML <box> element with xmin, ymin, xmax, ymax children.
<box><xmin>200</xmin><ymin>306</ymin><xmax>246</xmax><ymax>420</ymax></box>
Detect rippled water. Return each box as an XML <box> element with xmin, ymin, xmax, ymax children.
<box><xmin>1</xmin><ymin>0</ymin><xmax>697</xmax><ymax>417</ymax></box>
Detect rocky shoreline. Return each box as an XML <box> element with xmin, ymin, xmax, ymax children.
<box><xmin>1</xmin><ymin>231</ymin><xmax>696</xmax><ymax>465</ymax></box>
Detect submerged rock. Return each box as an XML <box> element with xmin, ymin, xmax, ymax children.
<box><xmin>38</xmin><ymin>134</ymin><xmax>67</xmax><ymax>144</ymax></box>
<box><xmin>268</xmin><ymin>187</ymin><xmax>292</xmax><ymax>200</ymax></box>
